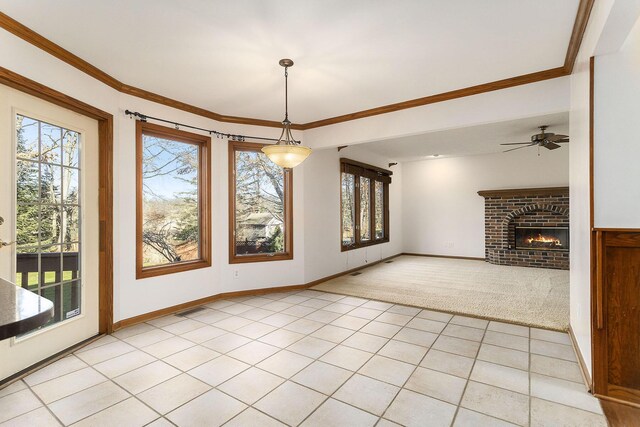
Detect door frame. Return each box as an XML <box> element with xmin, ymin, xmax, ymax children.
<box><xmin>0</xmin><ymin>66</ymin><xmax>114</xmax><ymax>334</ymax></box>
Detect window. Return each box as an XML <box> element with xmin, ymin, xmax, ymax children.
<box><xmin>374</xmin><ymin>180</ymin><xmax>384</xmax><ymax>239</ymax></box>
<box><xmin>15</xmin><ymin>115</ymin><xmax>82</xmax><ymax>326</ymax></box>
<box><xmin>136</xmin><ymin>121</ymin><xmax>211</xmax><ymax>278</ymax></box>
<box><xmin>340</xmin><ymin>158</ymin><xmax>391</xmax><ymax>250</ymax></box>
<box><xmin>229</xmin><ymin>141</ymin><xmax>293</xmax><ymax>263</ymax></box>
<box><xmin>341</xmin><ymin>173</ymin><xmax>356</xmax><ymax>246</ymax></box>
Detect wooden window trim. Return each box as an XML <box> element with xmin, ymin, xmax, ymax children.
<box><xmin>228</xmin><ymin>140</ymin><xmax>293</xmax><ymax>264</ymax></box>
<box><xmin>340</xmin><ymin>158</ymin><xmax>391</xmax><ymax>252</ymax></box>
<box><xmin>136</xmin><ymin>121</ymin><xmax>212</xmax><ymax>279</ymax></box>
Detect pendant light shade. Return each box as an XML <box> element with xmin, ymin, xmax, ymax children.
<box><xmin>262</xmin><ymin>143</ymin><xmax>312</xmax><ymax>169</ymax></box>
<box><xmin>261</xmin><ymin>59</ymin><xmax>311</xmax><ymax>168</ymax></box>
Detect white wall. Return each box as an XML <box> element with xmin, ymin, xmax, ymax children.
<box><xmin>114</xmin><ymin>94</ymin><xmax>307</xmax><ymax>321</ymax></box>
<box><xmin>569</xmin><ymin>0</ymin><xmax>616</xmax><ymax>377</ymax></box>
<box><xmin>0</xmin><ymin>19</ymin><xmax>588</xmax><ymax>328</ymax></box>
<box><xmin>594</xmin><ymin>16</ymin><xmax>640</xmax><ymax>227</ymax></box>
<box><xmin>0</xmin><ymin>30</ymin><xmax>307</xmax><ymax>322</ymax></box>
<box><xmin>303</xmin><ymin>77</ymin><xmax>570</xmax><ymax>150</ymax></box>
<box><xmin>401</xmin><ymin>150</ymin><xmax>569</xmax><ymax>258</ymax></box>
<box><xmin>303</xmin><ymin>145</ymin><xmax>403</xmax><ymax>283</ymax></box>
<box><xmin>2</xmin><ymin>27</ymin><xmax>405</xmax><ymax>323</ymax></box>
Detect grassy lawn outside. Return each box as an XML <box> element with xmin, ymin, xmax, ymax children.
<box><xmin>16</xmin><ymin>270</ymin><xmax>74</xmax><ymax>287</ymax></box>
<box><xmin>15</xmin><ymin>271</ymin><xmax>80</xmax><ymax>322</ymax></box>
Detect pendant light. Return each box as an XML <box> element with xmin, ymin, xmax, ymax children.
<box><xmin>261</xmin><ymin>59</ymin><xmax>311</xmax><ymax>168</ymax></box>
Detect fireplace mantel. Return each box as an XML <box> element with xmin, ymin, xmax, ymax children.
<box><xmin>478</xmin><ymin>187</ymin><xmax>569</xmax><ymax>198</ymax></box>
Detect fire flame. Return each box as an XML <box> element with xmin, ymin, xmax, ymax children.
<box><xmin>526</xmin><ymin>234</ymin><xmax>562</xmax><ymax>246</ymax></box>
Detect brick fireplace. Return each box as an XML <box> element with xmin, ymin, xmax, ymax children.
<box><xmin>478</xmin><ymin>187</ymin><xmax>569</xmax><ymax>270</ymax></box>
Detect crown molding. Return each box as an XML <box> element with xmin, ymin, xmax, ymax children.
<box><xmin>301</xmin><ymin>0</ymin><xmax>594</xmax><ymax>130</ymax></box>
<box><xmin>0</xmin><ymin>11</ymin><xmax>290</xmax><ymax>129</ymax></box>
<box><xmin>300</xmin><ymin>67</ymin><xmax>568</xmax><ymax>129</ymax></box>
<box><xmin>564</xmin><ymin>0</ymin><xmax>595</xmax><ymax>74</ymax></box>
<box><xmin>118</xmin><ymin>83</ymin><xmax>294</xmax><ymax>129</ymax></box>
<box><xmin>0</xmin><ymin>1</ymin><xmax>594</xmax><ymax>130</ymax></box>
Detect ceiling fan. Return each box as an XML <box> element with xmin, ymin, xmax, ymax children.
<box><xmin>501</xmin><ymin>126</ymin><xmax>569</xmax><ymax>154</ymax></box>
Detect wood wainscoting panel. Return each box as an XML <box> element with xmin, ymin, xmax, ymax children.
<box><xmin>593</xmin><ymin>230</ymin><xmax>640</xmax><ymax>405</ymax></box>
<box><xmin>600</xmin><ymin>398</ymin><xmax>640</xmax><ymax>425</ymax></box>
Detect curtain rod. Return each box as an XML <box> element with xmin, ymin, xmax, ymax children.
<box><xmin>124</xmin><ymin>110</ymin><xmax>281</xmax><ymax>143</ymax></box>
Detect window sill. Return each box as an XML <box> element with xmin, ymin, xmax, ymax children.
<box><xmin>229</xmin><ymin>252</ymin><xmax>293</xmax><ymax>264</ymax></box>
<box><xmin>341</xmin><ymin>238</ymin><xmax>389</xmax><ymax>252</ymax></box>
<box><xmin>136</xmin><ymin>259</ymin><xmax>211</xmax><ymax>279</ymax></box>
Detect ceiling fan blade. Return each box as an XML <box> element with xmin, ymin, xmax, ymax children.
<box><xmin>544</xmin><ymin>142</ymin><xmax>561</xmax><ymax>150</ymax></box>
<box><xmin>547</xmin><ymin>134</ymin><xmax>569</xmax><ymax>142</ymax></box>
<box><xmin>503</xmin><ymin>144</ymin><xmax>535</xmax><ymax>153</ymax></box>
<box><xmin>554</xmin><ymin>138</ymin><xmax>569</xmax><ymax>143</ymax></box>
<box><xmin>500</xmin><ymin>142</ymin><xmax>532</xmax><ymax>146</ymax></box>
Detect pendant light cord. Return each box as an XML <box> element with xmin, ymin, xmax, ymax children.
<box><xmin>126</xmin><ymin>60</ymin><xmax>303</xmax><ymax>147</ymax></box>
<box><xmin>284</xmin><ymin>66</ymin><xmax>289</xmax><ymax>123</ymax></box>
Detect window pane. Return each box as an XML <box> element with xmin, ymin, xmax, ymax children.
<box><xmin>15</xmin><ymin>114</ymin><xmax>82</xmax><ymax>332</ymax></box>
<box><xmin>141</xmin><ymin>135</ymin><xmax>200</xmax><ymax>267</ymax></box>
<box><xmin>16</xmin><ymin>115</ymin><xmax>39</xmax><ymax>160</ymax></box>
<box><xmin>41</xmin><ymin>245</ymin><xmax>62</xmax><ymax>285</ymax></box>
<box><xmin>40</xmin><ymin>285</ymin><xmax>62</xmax><ymax>325</ymax></box>
<box><xmin>40</xmin><ymin>163</ymin><xmax>61</xmax><ymax>204</ymax></box>
<box><xmin>63</xmin><ymin>280</ymin><xmax>81</xmax><ymax>320</ymax></box>
<box><xmin>16</xmin><ymin>203</ymin><xmax>39</xmax><ymax>247</ymax></box>
<box><xmin>375</xmin><ymin>181</ymin><xmax>384</xmax><ymax>239</ymax></box>
<box><xmin>16</xmin><ymin>248</ymin><xmax>38</xmax><ymax>290</ymax></box>
<box><xmin>360</xmin><ymin>176</ymin><xmax>371</xmax><ymax>241</ymax></box>
<box><xmin>62</xmin><ymin>205</ymin><xmax>79</xmax><ymax>244</ymax></box>
<box><xmin>341</xmin><ymin>173</ymin><xmax>355</xmax><ymax>246</ymax></box>
<box><xmin>234</xmin><ymin>150</ymin><xmax>286</xmax><ymax>256</ymax></box>
<box><xmin>16</xmin><ymin>160</ymin><xmax>40</xmax><ymax>203</ymax></box>
<box><xmin>62</xmin><ymin>167</ymin><xmax>79</xmax><ymax>204</ymax></box>
<box><xmin>40</xmin><ymin>205</ymin><xmax>62</xmax><ymax>246</ymax></box>
<box><xmin>63</xmin><ymin>243</ymin><xmax>80</xmax><ymax>281</ymax></box>
<box><xmin>63</xmin><ymin>129</ymin><xmax>80</xmax><ymax>168</ymax></box>
<box><xmin>40</xmin><ymin>122</ymin><xmax>62</xmax><ymax>165</ymax></box>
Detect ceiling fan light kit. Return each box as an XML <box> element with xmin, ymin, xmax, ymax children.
<box><xmin>501</xmin><ymin>125</ymin><xmax>569</xmax><ymax>155</ymax></box>
<box><xmin>261</xmin><ymin>59</ymin><xmax>312</xmax><ymax>169</ymax></box>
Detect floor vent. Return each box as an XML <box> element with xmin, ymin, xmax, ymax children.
<box><xmin>350</xmin><ymin>272</ymin><xmax>363</xmax><ymax>276</ymax></box>
<box><xmin>176</xmin><ymin>307</ymin><xmax>206</xmax><ymax>317</ymax></box>
<box><xmin>384</xmin><ymin>260</ymin><xmax>394</xmax><ymax>263</ymax></box>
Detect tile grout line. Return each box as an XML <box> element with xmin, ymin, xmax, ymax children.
<box><xmin>448</xmin><ymin>319</ymin><xmax>489</xmax><ymax>427</ymax></box>
<box><xmin>241</xmin><ymin>295</ymin><xmax>375</xmax><ymax>425</ymax></box>
<box><xmin>1</xmin><ymin>298</ymin><xmax>454</xmax><ymax>426</ymax></box>
<box><xmin>68</xmin><ymin>324</ymin><xmax>230</xmax><ymax>425</ymax></box>
<box><xmin>1</xmin><ymin>289</ymin><xmax>602</xmax><ymax>426</ymax></box>
<box><xmin>375</xmin><ymin>306</ymin><xmax>455</xmax><ymax>425</ymax></box>
<box><xmin>153</xmin><ymin>292</ymin><xmax>356</xmax><ymax>425</ymax></box>
<box><xmin>13</xmin><ymin>379</ymin><xmax>66</xmax><ymax>426</ymax></box>
<box><xmin>64</xmin><ymin>347</ymin><xmax>167</xmax><ymax>426</ymax></box>
<box><xmin>214</xmin><ymin>296</ymin><xmax>392</xmax><ymax>425</ymax></box>
<box><xmin>294</xmin><ymin>301</ymin><xmax>417</xmax><ymax>426</ymax></box>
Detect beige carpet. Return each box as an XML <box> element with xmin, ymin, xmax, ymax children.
<box><xmin>312</xmin><ymin>255</ymin><xmax>569</xmax><ymax>331</ymax></box>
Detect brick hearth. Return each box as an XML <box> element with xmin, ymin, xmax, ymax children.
<box><xmin>478</xmin><ymin>187</ymin><xmax>569</xmax><ymax>270</ymax></box>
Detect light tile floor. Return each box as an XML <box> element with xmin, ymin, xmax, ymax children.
<box><xmin>0</xmin><ymin>289</ymin><xmax>608</xmax><ymax>426</ymax></box>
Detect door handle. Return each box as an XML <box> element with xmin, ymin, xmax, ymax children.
<box><xmin>0</xmin><ymin>217</ymin><xmax>14</xmax><ymax>248</ymax></box>
<box><xmin>0</xmin><ymin>239</ymin><xmax>15</xmax><ymax>248</ymax></box>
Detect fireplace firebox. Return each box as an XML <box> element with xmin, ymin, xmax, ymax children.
<box><xmin>515</xmin><ymin>226</ymin><xmax>569</xmax><ymax>252</ymax></box>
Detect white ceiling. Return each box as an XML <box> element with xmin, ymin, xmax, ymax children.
<box><xmin>354</xmin><ymin>112</ymin><xmax>570</xmax><ymax>161</ymax></box>
<box><xmin>0</xmin><ymin>0</ymin><xmax>580</xmax><ymax>123</ymax></box>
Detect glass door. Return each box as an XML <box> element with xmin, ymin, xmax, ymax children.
<box><xmin>0</xmin><ymin>84</ymin><xmax>100</xmax><ymax>381</ymax></box>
